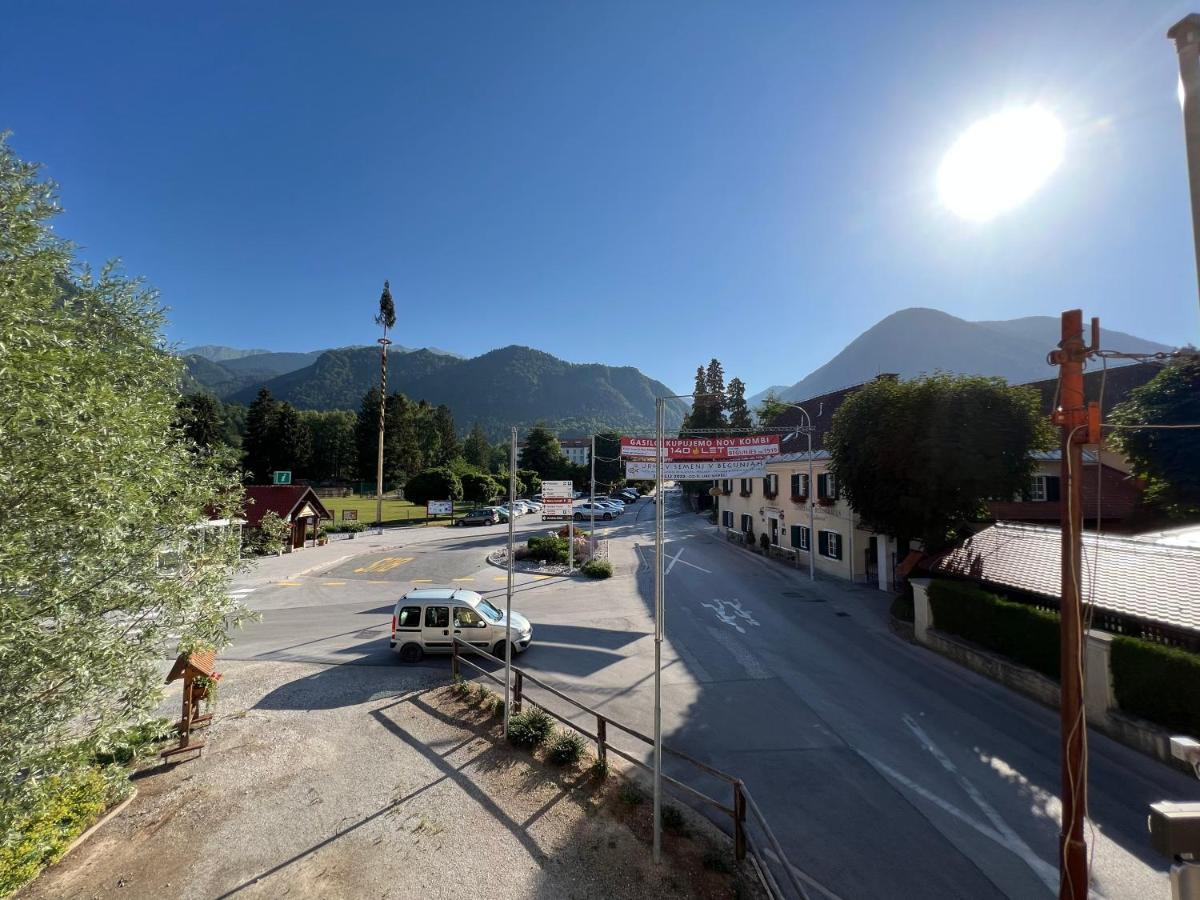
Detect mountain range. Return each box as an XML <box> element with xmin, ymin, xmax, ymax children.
<box><xmin>749</xmin><ymin>308</ymin><xmax>1175</xmax><ymax>405</ymax></box>
<box><xmin>182</xmin><ymin>345</ymin><xmax>688</xmax><ymax>437</ymax></box>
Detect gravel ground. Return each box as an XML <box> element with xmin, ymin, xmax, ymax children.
<box><xmin>20</xmin><ymin>660</ymin><xmax>760</xmax><ymax>900</ymax></box>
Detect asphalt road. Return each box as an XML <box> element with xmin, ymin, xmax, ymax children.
<box><xmin>225</xmin><ymin>494</ymin><xmax>1200</xmax><ymax>899</ymax></box>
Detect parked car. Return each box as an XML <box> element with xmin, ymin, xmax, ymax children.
<box><xmin>457</xmin><ymin>507</ymin><xmax>501</xmax><ymax>526</ymax></box>
<box><xmin>391</xmin><ymin>588</ymin><xmax>533</xmax><ymax>662</ymax></box>
<box><xmin>593</xmin><ymin>500</ymin><xmax>622</xmax><ymax>514</ymax></box>
<box><xmin>573</xmin><ymin>502</ymin><xmax>614</xmax><ymax>521</ymax></box>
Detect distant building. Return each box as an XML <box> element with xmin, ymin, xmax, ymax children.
<box><xmin>518</xmin><ymin>438</ymin><xmax>591</xmax><ymax>467</ymax></box>
<box><xmin>559</xmin><ymin>438</ymin><xmax>591</xmax><ymax>466</ymax></box>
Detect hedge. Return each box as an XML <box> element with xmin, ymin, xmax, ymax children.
<box><xmin>927</xmin><ymin>579</ymin><xmax>1060</xmax><ymax>680</ymax></box>
<box><xmin>1111</xmin><ymin>636</ymin><xmax>1200</xmax><ymax>738</ymax></box>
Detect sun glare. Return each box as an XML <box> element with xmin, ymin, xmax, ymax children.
<box><xmin>937</xmin><ymin>106</ymin><xmax>1065</xmax><ymax>222</ymax></box>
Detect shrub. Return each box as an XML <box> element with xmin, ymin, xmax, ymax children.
<box><xmin>546</xmin><ymin>729</ymin><xmax>586</xmax><ymax>766</ymax></box>
<box><xmin>526</xmin><ymin>535</ymin><xmax>569</xmax><ymax>564</ymax></box>
<box><xmin>581</xmin><ymin>559</ymin><xmax>613</xmax><ymax>579</ymax></box>
<box><xmin>1111</xmin><ymin>637</ymin><xmax>1200</xmax><ymax>737</ymax></box>
<box><xmin>927</xmin><ymin>579</ymin><xmax>1060</xmax><ymax>680</ymax></box>
<box><xmin>758</xmin><ymin>533</ymin><xmax>771</xmax><ymax>552</ymax></box>
<box><xmin>255</xmin><ymin>510</ymin><xmax>290</xmax><ymax>555</ymax></box>
<box><xmin>330</xmin><ymin>521</ymin><xmax>367</xmax><ymax>534</ymax></box>
<box><xmin>702</xmin><ymin>848</ymin><xmax>734</xmax><ymax>874</ymax></box>
<box><xmin>661</xmin><ymin>804</ymin><xmax>687</xmax><ymax>834</ymax></box>
<box><xmin>890</xmin><ymin>591</ymin><xmax>914</xmax><ymax>624</ymax></box>
<box><xmin>0</xmin><ymin>762</ymin><xmax>118</xmax><ymax>896</ymax></box>
<box><xmin>90</xmin><ymin>719</ymin><xmax>173</xmax><ymax>767</ymax></box>
<box><xmin>590</xmin><ymin>756</ymin><xmax>610</xmax><ymax>780</ymax></box>
<box><xmin>507</xmin><ymin>707</ymin><xmax>553</xmax><ymax>749</ymax></box>
<box><xmin>618</xmin><ymin>781</ymin><xmax>645</xmax><ymax>805</ymax></box>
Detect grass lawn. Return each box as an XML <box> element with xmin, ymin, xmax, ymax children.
<box><xmin>321</xmin><ymin>496</ymin><xmax>479</xmax><ymax>528</ymax></box>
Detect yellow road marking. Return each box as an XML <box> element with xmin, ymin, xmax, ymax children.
<box><xmin>533</xmin><ymin>575</ymin><xmax>552</xmax><ymax>581</ymax></box>
<box><xmin>411</xmin><ymin>579</ymin><xmax>433</xmax><ymax>583</ymax></box>
<box><xmin>493</xmin><ymin>576</ymin><xmax>508</xmax><ymax>581</ymax></box>
<box><xmin>278</xmin><ymin>581</ymin><xmax>302</xmax><ymax>586</ymax></box>
<box><xmin>322</xmin><ymin>581</ymin><xmax>346</xmax><ymax>586</ymax></box>
<box><xmin>452</xmin><ymin>577</ymin><xmax>475</xmax><ymax>582</ymax></box>
<box><xmin>354</xmin><ymin>556</ymin><xmax>414</xmax><ymax>574</ymax></box>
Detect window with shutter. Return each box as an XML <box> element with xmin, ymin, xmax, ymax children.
<box><xmin>790</xmin><ymin>525</ymin><xmax>810</xmax><ymax>550</ymax></box>
<box><xmin>819</xmin><ymin>530</ymin><xmax>841</xmax><ymax>559</ymax></box>
<box><xmin>818</xmin><ymin>530</ymin><xmax>829</xmax><ymax>556</ymax></box>
<box><xmin>741</xmin><ymin>514</ymin><xmax>753</xmax><ymax>533</ymax></box>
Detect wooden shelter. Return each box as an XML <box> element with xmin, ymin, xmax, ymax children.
<box><xmin>161</xmin><ymin>649</ymin><xmax>219</xmax><ymax>760</ymax></box>
<box><xmin>242</xmin><ymin>484</ymin><xmax>332</xmax><ymax>550</ymax></box>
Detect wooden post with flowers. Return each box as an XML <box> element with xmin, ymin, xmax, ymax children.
<box><xmin>161</xmin><ymin>647</ymin><xmax>221</xmax><ymax>760</ymax></box>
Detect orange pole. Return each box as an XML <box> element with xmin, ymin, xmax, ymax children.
<box><xmin>1052</xmin><ymin>309</ymin><xmax>1089</xmax><ymax>900</ymax></box>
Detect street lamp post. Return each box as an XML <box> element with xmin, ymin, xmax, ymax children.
<box><xmin>1169</xmin><ymin>14</ymin><xmax>1200</xmax><ymax>314</ymax></box>
<box><xmin>779</xmin><ymin>404</ymin><xmax>816</xmax><ymax>582</ymax></box>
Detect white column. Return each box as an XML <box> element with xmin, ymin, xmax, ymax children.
<box><xmin>911</xmin><ymin>577</ymin><xmax>932</xmax><ymax>644</ymax></box>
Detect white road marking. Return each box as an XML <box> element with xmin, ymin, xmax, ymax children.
<box><xmin>229</xmin><ymin>588</ymin><xmax>255</xmax><ymax>595</ymax></box>
<box><xmin>700</xmin><ymin>598</ymin><xmax>759</xmax><ymax>633</ymax></box>
<box><xmin>665</xmin><ymin>546</ymin><xmax>710</xmax><ymax>574</ymax></box>
<box><xmin>902</xmin><ymin>715</ymin><xmax>1060</xmax><ymax>895</ymax></box>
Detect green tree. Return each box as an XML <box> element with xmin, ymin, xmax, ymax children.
<box><xmin>243</xmin><ymin>388</ymin><xmax>280</xmax><ymax>481</ymax></box>
<box><xmin>684</xmin><ymin>361</ymin><xmax>727</xmax><ymax>432</ymax></box>
<box><xmin>593</xmin><ymin>432</ymin><xmax>625</xmax><ymax>493</ymax></box>
<box><xmin>274</xmin><ymin>402</ymin><xmax>311</xmax><ymax>478</ymax></box>
<box><xmin>219</xmin><ymin>401</ymin><xmax>248</xmax><ymax>448</ymax></box>
<box><xmin>519</xmin><ymin>423</ymin><xmax>568</xmax><ymax>478</ymax></box>
<box><xmin>1109</xmin><ymin>357</ymin><xmax>1200</xmax><ymax>517</ymax></box>
<box><xmin>827</xmin><ymin>374</ymin><xmax>1052</xmax><ymax>551</ymax></box>
<box><xmin>0</xmin><ymin>136</ymin><xmax>247</xmax><ymax>815</ymax></box>
<box><xmin>463</xmin><ymin>423</ymin><xmax>491</xmax><ymax>470</ymax></box>
<box><xmin>726</xmin><ymin>377</ymin><xmax>752</xmax><ymax>430</ymax></box>
<box><xmin>254</xmin><ymin>510</ymin><xmax>290</xmax><ymax>555</ymax></box>
<box><xmin>403</xmin><ymin>467</ymin><xmax>463</xmax><ymax>505</ymax></box>
<box><xmin>462</xmin><ymin>471</ymin><xmax>502</xmax><ymax>504</ymax></box>
<box><xmin>517</xmin><ymin>468</ymin><xmax>543</xmax><ymax>497</ymax></box>
<box><xmin>432</xmin><ymin>405</ymin><xmax>460</xmax><ymax>465</ymax></box>
<box><xmin>176</xmin><ymin>393</ymin><xmax>224</xmax><ymax>452</ymax></box>
<box><xmin>302</xmin><ymin>410</ymin><xmax>357</xmax><ymax>481</ymax></box>
<box><xmin>755</xmin><ymin>391</ymin><xmax>790</xmax><ymax>425</ymax></box>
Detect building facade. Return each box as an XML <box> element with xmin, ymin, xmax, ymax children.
<box><xmin>559</xmin><ymin>438</ymin><xmax>591</xmax><ymax>467</ymax></box>
<box><xmin>714</xmin><ymin>451</ymin><xmax>898</xmax><ymax>590</ymax></box>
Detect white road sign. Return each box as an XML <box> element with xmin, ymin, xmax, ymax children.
<box><xmin>542</xmin><ymin>480</ymin><xmax>574</xmax><ymax>499</ymax></box>
<box><xmin>426</xmin><ymin>500</ymin><xmax>454</xmax><ymax>516</ymax></box>
<box><xmin>625</xmin><ymin>459</ymin><xmax>768</xmax><ymax>480</ymax></box>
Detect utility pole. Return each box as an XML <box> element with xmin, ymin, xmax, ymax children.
<box><xmin>1049</xmin><ymin>309</ymin><xmax>1098</xmax><ymax>900</ymax></box>
<box><xmin>652</xmin><ymin>396</ymin><xmax>671</xmax><ymax>863</ymax></box>
<box><xmin>374</xmin><ymin>281</ymin><xmax>396</xmax><ymax>533</ymax></box>
<box><xmin>503</xmin><ymin>427</ymin><xmax>516</xmax><ymax>737</ymax></box>
<box><xmin>1170</xmin><ymin>14</ymin><xmax>1200</xmax><ymax>314</ymax></box>
<box><xmin>589</xmin><ymin>434</ymin><xmax>597</xmax><ymax>559</ymax></box>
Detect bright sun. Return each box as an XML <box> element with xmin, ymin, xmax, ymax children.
<box><xmin>937</xmin><ymin>106</ymin><xmax>1065</xmax><ymax>222</ymax></box>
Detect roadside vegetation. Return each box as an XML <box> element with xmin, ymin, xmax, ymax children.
<box><xmin>0</xmin><ymin>137</ymin><xmax>249</xmax><ymax>895</ymax></box>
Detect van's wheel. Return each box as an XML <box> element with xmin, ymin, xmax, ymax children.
<box><xmin>574</xmin><ymin>512</ymin><xmax>584</xmax><ymax>521</ymax></box>
<box><xmin>492</xmin><ymin>641</ymin><xmax>514</xmax><ymax>660</ymax></box>
<box><xmin>399</xmin><ymin>643</ymin><xmax>423</xmax><ymax>663</ymax></box>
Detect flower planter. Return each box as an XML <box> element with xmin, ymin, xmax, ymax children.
<box><xmin>790</xmin><ymin>495</ymin><xmax>808</xmax><ymax>504</ymax></box>
<box><xmin>818</xmin><ymin>498</ymin><xmax>836</xmax><ymax>507</ymax></box>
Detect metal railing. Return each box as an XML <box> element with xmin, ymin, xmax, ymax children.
<box><xmin>451</xmin><ymin>638</ymin><xmax>810</xmax><ymax>899</ymax></box>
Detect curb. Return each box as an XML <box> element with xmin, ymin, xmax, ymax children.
<box><xmin>59</xmin><ymin>786</ymin><xmax>138</xmax><ymax>862</ymax></box>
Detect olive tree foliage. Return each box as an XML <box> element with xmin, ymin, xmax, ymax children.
<box><xmin>0</xmin><ymin>137</ymin><xmax>249</xmax><ymax>799</ymax></box>
<box><xmin>1109</xmin><ymin>356</ymin><xmax>1200</xmax><ymax>517</ymax></box>
<box><xmin>826</xmin><ymin>374</ymin><xmax>1052</xmax><ymax>552</ymax></box>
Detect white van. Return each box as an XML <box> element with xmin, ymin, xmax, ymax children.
<box><xmin>390</xmin><ymin>588</ymin><xmax>533</xmax><ymax>663</ymax></box>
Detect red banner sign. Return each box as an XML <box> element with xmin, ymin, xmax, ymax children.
<box><xmin>620</xmin><ymin>435</ymin><xmax>780</xmax><ymax>460</ymax></box>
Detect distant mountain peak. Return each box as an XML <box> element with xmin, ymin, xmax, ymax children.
<box><xmin>750</xmin><ymin>307</ymin><xmax>1174</xmax><ymax>406</ymax></box>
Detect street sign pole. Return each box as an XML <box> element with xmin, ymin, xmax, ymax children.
<box><xmin>504</xmin><ymin>427</ymin><xmax>516</xmax><ymax>738</ymax></box>
<box><xmin>652</xmin><ymin>396</ymin><xmax>665</xmax><ymax>864</ymax></box>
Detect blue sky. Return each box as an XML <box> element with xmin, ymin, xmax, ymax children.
<box><xmin>3</xmin><ymin>1</ymin><xmax>1197</xmax><ymax>395</ymax></box>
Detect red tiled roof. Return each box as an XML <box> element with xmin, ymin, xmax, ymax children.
<box><xmin>926</xmin><ymin>522</ymin><xmax>1200</xmax><ymax>635</ymax></box>
<box><xmin>242</xmin><ymin>485</ymin><xmax>331</xmax><ymax>527</ymax></box>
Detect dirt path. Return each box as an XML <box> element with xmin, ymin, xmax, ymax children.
<box><xmin>20</xmin><ymin>661</ymin><xmax>760</xmax><ymax>900</ymax></box>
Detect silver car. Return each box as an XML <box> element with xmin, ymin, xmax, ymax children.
<box><xmin>391</xmin><ymin>588</ymin><xmax>533</xmax><ymax>663</ymax></box>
